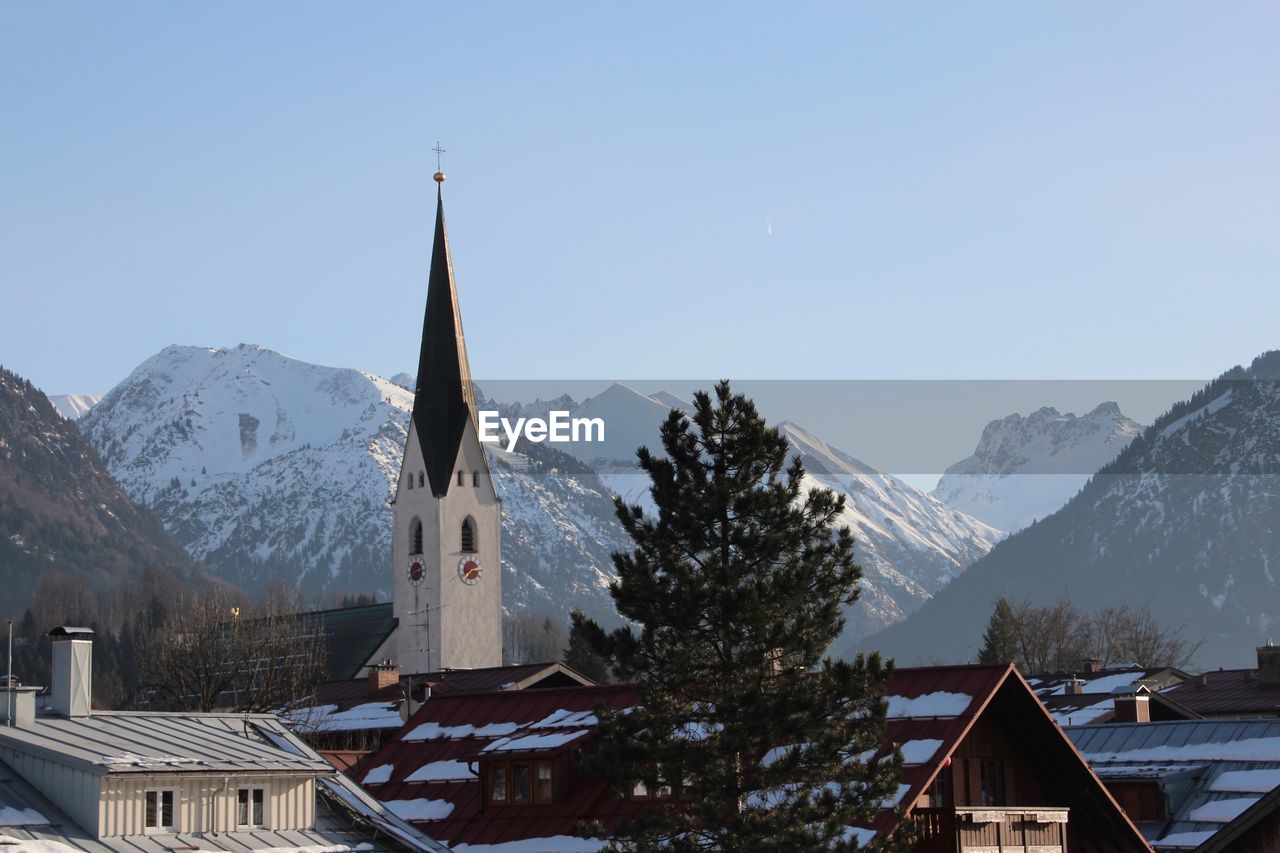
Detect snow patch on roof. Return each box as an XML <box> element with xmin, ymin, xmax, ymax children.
<box><xmin>450</xmin><ymin>837</ymin><xmax>605</xmax><ymax>852</ymax></box>
<box><xmin>885</xmin><ymin>692</ymin><xmax>972</xmax><ymax>719</ymax></box>
<box><xmin>0</xmin><ymin>806</ymin><xmax>48</xmax><ymax>826</ymax></box>
<box><xmin>405</xmin><ymin>760</ymin><xmax>477</xmax><ymax>782</ymax></box>
<box><xmin>361</xmin><ymin>763</ymin><xmax>394</xmax><ymax>785</ymax></box>
<box><xmin>1212</xmin><ymin>768</ymin><xmax>1280</xmax><ymax>793</ymax></box>
<box><xmin>384</xmin><ymin>798</ymin><xmax>456</xmax><ymax>822</ymax></box>
<box><xmin>898</xmin><ymin>739</ymin><xmax>944</xmax><ymax>765</ymax></box>
<box><xmin>1085</xmin><ymin>736</ymin><xmax>1280</xmax><ymax>763</ymax></box>
<box><xmin>1185</xmin><ymin>796</ymin><xmax>1260</xmax><ymax>823</ymax></box>
<box><xmin>482</xmin><ymin>730</ymin><xmax>588</xmax><ymax>753</ymax></box>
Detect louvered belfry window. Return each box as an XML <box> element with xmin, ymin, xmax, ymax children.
<box><xmin>461</xmin><ymin>517</ymin><xmax>476</xmax><ymax>553</ymax></box>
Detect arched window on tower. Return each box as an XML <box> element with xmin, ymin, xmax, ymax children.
<box><xmin>410</xmin><ymin>518</ymin><xmax>423</xmax><ymax>556</ymax></box>
<box><xmin>472</xmin><ymin>471</ymin><xmax>479</xmax><ymax>487</ymax></box>
<box><xmin>418</xmin><ymin>471</ymin><xmax>424</xmax><ymax>488</ymax></box>
<box><xmin>407</xmin><ymin>474</ymin><xmax>413</xmax><ymax>490</ymax></box>
<box><xmin>461</xmin><ymin>517</ymin><xmax>476</xmax><ymax>553</ymax></box>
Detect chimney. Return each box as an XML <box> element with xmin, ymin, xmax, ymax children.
<box><xmin>1258</xmin><ymin>642</ymin><xmax>1280</xmax><ymax>685</ymax></box>
<box><xmin>1064</xmin><ymin>678</ymin><xmax>1087</xmax><ymax>696</ymax></box>
<box><xmin>1</xmin><ymin>686</ymin><xmax>38</xmax><ymax>728</ymax></box>
<box><xmin>1113</xmin><ymin>686</ymin><xmax>1151</xmax><ymax>723</ymax></box>
<box><xmin>1082</xmin><ymin>659</ymin><xmax>1104</xmax><ymax>674</ymax></box>
<box><xmin>49</xmin><ymin>627</ymin><xmax>94</xmax><ymax>718</ymax></box>
<box><xmin>368</xmin><ymin>660</ymin><xmax>400</xmax><ymax>695</ymax></box>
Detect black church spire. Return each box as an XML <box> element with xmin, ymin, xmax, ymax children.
<box><xmin>411</xmin><ymin>179</ymin><xmax>477</xmax><ymax>497</ymax></box>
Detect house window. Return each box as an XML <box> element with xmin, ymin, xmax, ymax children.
<box><xmin>473</xmin><ymin>471</ymin><xmax>479</xmax><ymax>487</ymax></box>
<box><xmin>979</xmin><ymin>758</ymin><xmax>1006</xmax><ymax>806</ymax></box>
<box><xmin>488</xmin><ymin>761</ymin><xmax>558</xmax><ymax>805</ymax></box>
<box><xmin>489</xmin><ymin>764</ymin><xmax>508</xmax><ymax>803</ymax></box>
<box><xmin>461</xmin><ymin>517</ymin><xmax>476</xmax><ymax>553</ymax></box>
<box><xmin>237</xmin><ymin>788</ymin><xmax>265</xmax><ymax>827</ymax></box>
<box><xmin>512</xmin><ymin>763</ymin><xmax>531</xmax><ymax>804</ymax></box>
<box><xmin>927</xmin><ymin>769</ymin><xmax>952</xmax><ymax>808</ymax></box>
<box><xmin>144</xmin><ymin>790</ymin><xmax>176</xmax><ymax>832</ymax></box>
<box><xmin>410</xmin><ymin>518</ymin><xmax>423</xmax><ymax>555</ymax></box>
<box><xmin>535</xmin><ymin>761</ymin><xmax>553</xmax><ymax>803</ymax></box>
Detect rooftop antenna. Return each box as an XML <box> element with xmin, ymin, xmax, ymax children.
<box><xmin>6</xmin><ymin>620</ymin><xmax>12</xmax><ymax>727</ymax></box>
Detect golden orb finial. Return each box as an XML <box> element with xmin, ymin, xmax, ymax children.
<box><xmin>434</xmin><ymin>171</ymin><xmax>446</xmax><ymax>183</ymax></box>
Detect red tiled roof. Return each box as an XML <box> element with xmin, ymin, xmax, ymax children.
<box><xmin>358</xmin><ymin>684</ymin><xmax>640</xmax><ymax>847</ymax></box>
<box><xmin>356</xmin><ymin>665</ymin><xmax>1148</xmax><ymax>849</ymax></box>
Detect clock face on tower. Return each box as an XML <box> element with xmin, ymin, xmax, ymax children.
<box><xmin>458</xmin><ymin>555</ymin><xmax>482</xmax><ymax>585</ymax></box>
<box><xmin>407</xmin><ymin>558</ymin><xmax>426</xmax><ymax>587</ymax></box>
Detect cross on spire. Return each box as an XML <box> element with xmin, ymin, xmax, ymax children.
<box><xmin>433</xmin><ymin>142</ymin><xmax>446</xmax><ymax>171</ymax></box>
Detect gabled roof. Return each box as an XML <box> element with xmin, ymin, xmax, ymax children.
<box><xmin>411</xmin><ymin>185</ymin><xmax>480</xmax><ymax>497</ymax></box>
<box><xmin>1068</xmin><ymin>718</ymin><xmax>1280</xmax><ymax>851</ymax></box>
<box><xmin>862</xmin><ymin>664</ymin><xmax>1148</xmax><ymax>844</ymax></box>
<box><xmin>357</xmin><ymin>684</ymin><xmax>640</xmax><ymax>848</ymax></box>
<box><xmin>0</xmin><ymin>717</ymin><xmax>447</xmax><ymax>851</ymax></box>
<box><xmin>1162</xmin><ymin>668</ymin><xmax>1280</xmax><ymax>717</ymax></box>
<box><xmin>1042</xmin><ymin>689</ymin><xmax>1201</xmax><ymax>726</ymax></box>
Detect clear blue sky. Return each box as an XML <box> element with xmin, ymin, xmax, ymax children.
<box><xmin>4</xmin><ymin>3</ymin><xmax>1280</xmax><ymax>396</ymax></box>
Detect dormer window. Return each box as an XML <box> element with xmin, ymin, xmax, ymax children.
<box><xmin>410</xmin><ymin>518</ymin><xmax>423</xmax><ymax>556</ymax></box>
<box><xmin>461</xmin><ymin>517</ymin><xmax>476</xmax><ymax>553</ymax></box>
<box><xmin>487</xmin><ymin>760</ymin><xmax>556</xmax><ymax>806</ymax></box>
<box><xmin>145</xmin><ymin>789</ymin><xmax>176</xmax><ymax>833</ymax></box>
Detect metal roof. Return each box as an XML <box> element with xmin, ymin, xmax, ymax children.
<box><xmin>0</xmin><ymin>710</ymin><xmax>333</xmax><ymax>775</ymax></box>
<box><xmin>311</xmin><ymin>602</ymin><xmax>398</xmax><ymax>680</ymax></box>
<box><xmin>1161</xmin><ymin>668</ymin><xmax>1280</xmax><ymax>717</ymax></box>
<box><xmin>1067</xmin><ymin>718</ymin><xmax>1280</xmax><ymax>850</ymax></box>
<box><xmin>0</xmin><ymin>724</ymin><xmax>447</xmax><ymax>851</ymax></box>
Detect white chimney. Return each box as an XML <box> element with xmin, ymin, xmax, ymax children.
<box><xmin>49</xmin><ymin>627</ymin><xmax>94</xmax><ymax>718</ymax></box>
<box><xmin>1</xmin><ymin>686</ymin><xmax>38</xmax><ymax>728</ymax></box>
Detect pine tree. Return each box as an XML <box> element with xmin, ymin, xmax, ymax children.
<box><xmin>575</xmin><ymin>381</ymin><xmax>906</xmax><ymax>852</ymax></box>
<box><xmin>977</xmin><ymin>598</ymin><xmax>1020</xmax><ymax>665</ymax></box>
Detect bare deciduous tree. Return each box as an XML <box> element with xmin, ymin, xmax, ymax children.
<box><xmin>134</xmin><ymin>586</ymin><xmax>327</xmax><ymax>713</ymax></box>
<box><xmin>980</xmin><ymin>597</ymin><xmax>1201</xmax><ymax>675</ymax></box>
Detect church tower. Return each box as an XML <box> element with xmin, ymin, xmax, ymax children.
<box><xmin>391</xmin><ymin>172</ymin><xmax>502</xmax><ymax>672</ymax></box>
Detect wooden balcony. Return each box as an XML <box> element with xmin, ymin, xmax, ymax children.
<box><xmin>913</xmin><ymin>806</ymin><xmax>1069</xmax><ymax>853</ymax></box>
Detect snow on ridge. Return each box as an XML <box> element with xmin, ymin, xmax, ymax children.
<box><xmin>933</xmin><ymin>402</ymin><xmax>1143</xmax><ymax>533</ymax></box>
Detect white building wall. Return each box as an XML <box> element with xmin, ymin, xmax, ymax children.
<box><xmin>0</xmin><ymin>746</ymin><xmax>100</xmax><ymax>837</ymax></box>
<box><xmin>393</xmin><ymin>416</ymin><xmax>502</xmax><ymax>672</ymax></box>
<box><xmin>97</xmin><ymin>774</ymin><xmax>315</xmax><ymax>837</ymax></box>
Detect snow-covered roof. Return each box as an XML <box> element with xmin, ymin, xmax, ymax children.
<box><xmin>1068</xmin><ymin>718</ymin><xmax>1280</xmax><ymax>850</ymax></box>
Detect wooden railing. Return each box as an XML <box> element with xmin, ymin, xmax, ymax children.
<box><xmin>911</xmin><ymin>806</ymin><xmax>1069</xmax><ymax>853</ymax></box>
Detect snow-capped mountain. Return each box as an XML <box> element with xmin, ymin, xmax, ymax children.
<box><xmin>869</xmin><ymin>351</ymin><xmax>1280</xmax><ymax>668</ymax></box>
<box><xmin>46</xmin><ymin>393</ymin><xmax>101</xmax><ymax>421</ymax></box>
<box><xmin>546</xmin><ymin>384</ymin><xmax>1004</xmax><ymax>642</ymax></box>
<box><xmin>80</xmin><ymin>352</ymin><xmax>1002</xmax><ymax>643</ymax></box>
<box><xmin>780</xmin><ymin>421</ymin><xmax>1003</xmax><ymax>647</ymax></box>
<box><xmin>79</xmin><ymin>345</ymin><xmax>633</xmax><ymax>626</ymax></box>
<box><xmin>933</xmin><ymin>403</ymin><xmax>1143</xmax><ymax>533</ymax></box>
